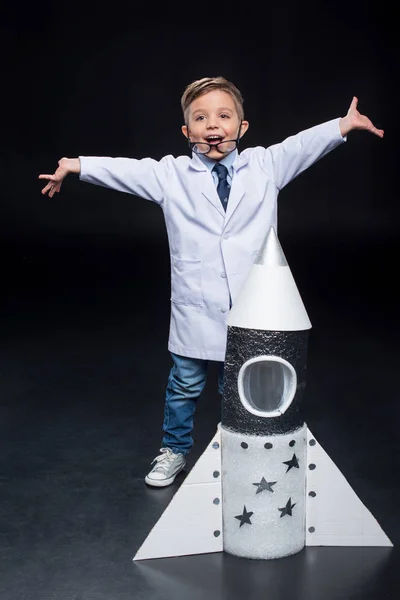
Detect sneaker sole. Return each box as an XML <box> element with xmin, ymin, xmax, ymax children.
<box><xmin>144</xmin><ymin>463</ymin><xmax>186</xmax><ymax>488</ymax></box>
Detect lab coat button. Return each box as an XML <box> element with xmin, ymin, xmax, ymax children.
<box><xmin>223</xmin><ymin>233</ymin><xmax>229</xmax><ymax>240</ymax></box>
<box><xmin>221</xmin><ymin>272</ymin><xmax>227</xmax><ymax>278</ymax></box>
<box><xmin>220</xmin><ymin>307</ymin><xmax>227</xmax><ymax>313</ymax></box>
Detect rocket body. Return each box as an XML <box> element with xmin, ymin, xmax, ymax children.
<box><xmin>221</xmin><ymin>228</ymin><xmax>311</xmax><ymax>559</ymax></box>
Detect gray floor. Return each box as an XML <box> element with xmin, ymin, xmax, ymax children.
<box><xmin>0</xmin><ymin>237</ymin><xmax>398</xmax><ymax>599</ymax></box>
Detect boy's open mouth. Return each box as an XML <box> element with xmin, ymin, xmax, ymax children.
<box><xmin>205</xmin><ymin>135</ymin><xmax>224</xmax><ymax>145</ymax></box>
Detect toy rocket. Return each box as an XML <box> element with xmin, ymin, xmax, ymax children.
<box><xmin>220</xmin><ymin>226</ymin><xmax>311</xmax><ymax>559</ymax></box>
<box><xmin>133</xmin><ymin>227</ymin><xmax>392</xmax><ymax>562</ymax></box>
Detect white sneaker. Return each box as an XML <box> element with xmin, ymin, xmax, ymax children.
<box><xmin>145</xmin><ymin>448</ymin><xmax>186</xmax><ymax>487</ymax></box>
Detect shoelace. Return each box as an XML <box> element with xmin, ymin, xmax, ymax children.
<box><xmin>151</xmin><ymin>448</ymin><xmax>179</xmax><ymax>473</ymax></box>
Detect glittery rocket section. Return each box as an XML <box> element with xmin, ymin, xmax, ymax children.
<box><xmin>221</xmin><ymin>425</ymin><xmax>306</xmax><ymax>559</ymax></box>
<box><xmin>222</xmin><ymin>328</ymin><xmax>309</xmax><ymax>435</ymax></box>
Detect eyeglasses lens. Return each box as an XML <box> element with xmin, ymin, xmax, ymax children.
<box><xmin>192</xmin><ymin>140</ymin><xmax>237</xmax><ymax>154</ymax></box>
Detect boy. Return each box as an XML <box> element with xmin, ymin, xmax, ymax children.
<box><xmin>39</xmin><ymin>76</ymin><xmax>383</xmax><ymax>487</ymax></box>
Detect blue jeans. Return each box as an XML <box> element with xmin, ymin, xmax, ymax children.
<box><xmin>162</xmin><ymin>352</ymin><xmax>225</xmax><ymax>456</ymax></box>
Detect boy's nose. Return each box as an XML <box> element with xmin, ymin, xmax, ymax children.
<box><xmin>207</xmin><ymin>118</ymin><xmax>218</xmax><ymax>128</ymax></box>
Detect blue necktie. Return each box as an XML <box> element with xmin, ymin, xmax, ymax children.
<box><xmin>213</xmin><ymin>163</ymin><xmax>230</xmax><ymax>212</ymax></box>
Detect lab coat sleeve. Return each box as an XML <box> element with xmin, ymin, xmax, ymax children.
<box><xmin>79</xmin><ymin>156</ymin><xmax>170</xmax><ymax>205</ymax></box>
<box><xmin>261</xmin><ymin>117</ymin><xmax>346</xmax><ymax>190</ymax></box>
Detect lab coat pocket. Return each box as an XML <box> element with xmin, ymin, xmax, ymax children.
<box><xmin>170</xmin><ymin>256</ymin><xmax>203</xmax><ymax>306</ymax></box>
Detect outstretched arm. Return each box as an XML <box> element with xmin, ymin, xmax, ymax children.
<box><xmin>339</xmin><ymin>97</ymin><xmax>384</xmax><ymax>138</ymax></box>
<box><xmin>262</xmin><ymin>96</ymin><xmax>384</xmax><ymax>190</ymax></box>
<box><xmin>39</xmin><ymin>155</ymin><xmax>168</xmax><ymax>205</ymax></box>
<box><xmin>39</xmin><ymin>157</ymin><xmax>80</xmax><ymax>198</ymax></box>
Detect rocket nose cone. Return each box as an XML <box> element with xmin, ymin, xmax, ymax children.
<box><xmin>254</xmin><ymin>227</ymin><xmax>288</xmax><ymax>267</ymax></box>
<box><xmin>227</xmin><ymin>225</ymin><xmax>311</xmax><ymax>331</ymax></box>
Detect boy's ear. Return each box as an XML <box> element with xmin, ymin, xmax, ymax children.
<box><xmin>240</xmin><ymin>120</ymin><xmax>249</xmax><ymax>138</ymax></box>
<box><xmin>181</xmin><ymin>125</ymin><xmax>188</xmax><ymax>139</ymax></box>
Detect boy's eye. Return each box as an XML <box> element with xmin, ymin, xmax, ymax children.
<box><xmin>195</xmin><ymin>115</ymin><xmax>205</xmax><ymax>121</ymax></box>
<box><xmin>220</xmin><ymin>114</ymin><xmax>229</xmax><ymax>119</ymax></box>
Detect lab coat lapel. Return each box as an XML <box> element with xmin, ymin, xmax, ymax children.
<box><xmin>189</xmin><ymin>151</ymin><xmax>249</xmax><ymax>221</ymax></box>
<box><xmin>189</xmin><ymin>154</ymin><xmax>225</xmax><ymax>218</ymax></box>
<box><xmin>201</xmin><ymin>171</ymin><xmax>226</xmax><ymax>218</ymax></box>
<box><xmin>224</xmin><ymin>153</ymin><xmax>248</xmax><ymax>227</ymax></box>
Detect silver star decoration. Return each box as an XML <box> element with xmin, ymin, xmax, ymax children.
<box><xmin>252</xmin><ymin>477</ymin><xmax>277</xmax><ymax>494</ymax></box>
<box><xmin>278</xmin><ymin>497</ymin><xmax>296</xmax><ymax>518</ymax></box>
<box><xmin>234</xmin><ymin>505</ymin><xmax>254</xmax><ymax>527</ymax></box>
<box><xmin>283</xmin><ymin>453</ymin><xmax>299</xmax><ymax>472</ymax></box>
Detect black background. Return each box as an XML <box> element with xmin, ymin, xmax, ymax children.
<box><xmin>1</xmin><ymin>2</ymin><xmax>399</xmax><ymax>599</ymax></box>
<box><xmin>2</xmin><ymin>2</ymin><xmax>398</xmax><ymax>342</ymax></box>
<box><xmin>2</xmin><ymin>2</ymin><xmax>397</xmax><ymax>245</ymax></box>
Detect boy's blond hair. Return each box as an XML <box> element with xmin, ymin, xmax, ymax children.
<box><xmin>181</xmin><ymin>77</ymin><xmax>244</xmax><ymax>122</ymax></box>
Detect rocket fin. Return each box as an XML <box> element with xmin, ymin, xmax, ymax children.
<box><xmin>306</xmin><ymin>428</ymin><xmax>393</xmax><ymax>547</ymax></box>
<box><xmin>133</xmin><ymin>428</ymin><xmax>223</xmax><ymax>561</ymax></box>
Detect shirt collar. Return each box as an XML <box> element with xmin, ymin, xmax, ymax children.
<box><xmin>195</xmin><ymin>149</ymin><xmax>238</xmax><ymax>176</ymax></box>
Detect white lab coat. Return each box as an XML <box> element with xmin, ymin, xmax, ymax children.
<box><xmin>79</xmin><ymin>117</ymin><xmax>345</xmax><ymax>361</ymax></box>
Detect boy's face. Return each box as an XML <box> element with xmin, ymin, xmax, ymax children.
<box><xmin>182</xmin><ymin>90</ymin><xmax>249</xmax><ymax>161</ymax></box>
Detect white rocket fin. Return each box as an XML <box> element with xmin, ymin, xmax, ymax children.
<box><xmin>133</xmin><ymin>428</ymin><xmax>223</xmax><ymax>561</ymax></box>
<box><xmin>306</xmin><ymin>428</ymin><xmax>393</xmax><ymax>547</ymax></box>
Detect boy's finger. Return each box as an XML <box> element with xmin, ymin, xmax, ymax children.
<box><xmin>38</xmin><ymin>174</ymin><xmax>55</xmax><ymax>180</ymax></box>
<box><xmin>350</xmin><ymin>96</ymin><xmax>358</xmax><ymax>110</ymax></box>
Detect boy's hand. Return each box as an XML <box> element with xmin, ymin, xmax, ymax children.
<box><xmin>340</xmin><ymin>97</ymin><xmax>384</xmax><ymax>138</ymax></box>
<box><xmin>39</xmin><ymin>157</ymin><xmax>80</xmax><ymax>197</ymax></box>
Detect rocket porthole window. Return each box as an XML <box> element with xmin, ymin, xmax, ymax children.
<box><xmin>237</xmin><ymin>356</ymin><xmax>297</xmax><ymax>417</ymax></box>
